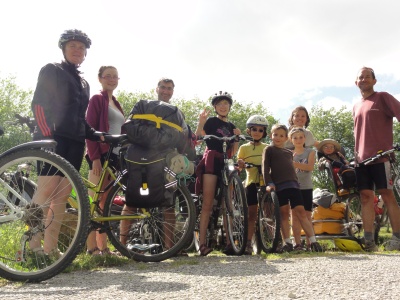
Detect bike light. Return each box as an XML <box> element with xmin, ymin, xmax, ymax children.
<box><xmin>228</xmin><ymin>159</ymin><xmax>235</xmax><ymax>171</ymax></box>
<box><xmin>140</xmin><ymin>183</ymin><xmax>149</xmax><ymax>196</ymax></box>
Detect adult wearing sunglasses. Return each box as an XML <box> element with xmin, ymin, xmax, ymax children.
<box><xmin>237</xmin><ymin>115</ymin><xmax>269</xmax><ymax>255</ymax></box>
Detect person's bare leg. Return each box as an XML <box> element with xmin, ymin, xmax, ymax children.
<box><xmin>279</xmin><ymin>205</ymin><xmax>291</xmax><ymax>240</ymax></box>
<box><xmin>199</xmin><ymin>174</ymin><xmax>217</xmax><ymax>246</ymax></box>
<box><xmin>359</xmin><ymin>189</ymin><xmax>376</xmax><ymax>236</ymax></box>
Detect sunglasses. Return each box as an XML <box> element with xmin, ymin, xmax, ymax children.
<box><xmin>251</xmin><ymin>128</ymin><xmax>264</xmax><ymax>133</ymax></box>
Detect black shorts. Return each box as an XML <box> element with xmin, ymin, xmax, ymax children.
<box><xmin>300</xmin><ymin>189</ymin><xmax>313</xmax><ymax>212</ymax></box>
<box><xmin>38</xmin><ymin>135</ymin><xmax>85</xmax><ymax>176</ymax></box>
<box><xmin>355</xmin><ymin>161</ymin><xmax>392</xmax><ymax>191</ymax></box>
<box><xmin>85</xmin><ymin>152</ymin><xmax>120</xmax><ymax>171</ymax></box>
<box><xmin>276</xmin><ymin>188</ymin><xmax>304</xmax><ymax>209</ymax></box>
<box><xmin>245</xmin><ymin>183</ymin><xmax>258</xmax><ymax>206</ymax></box>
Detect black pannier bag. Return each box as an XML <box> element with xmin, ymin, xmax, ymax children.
<box><xmin>122</xmin><ymin>100</ymin><xmax>195</xmax><ymax>207</ymax></box>
<box><xmin>125</xmin><ymin>145</ymin><xmax>174</xmax><ymax>208</ymax></box>
<box><xmin>338</xmin><ymin>165</ymin><xmax>356</xmax><ymax>189</ymax></box>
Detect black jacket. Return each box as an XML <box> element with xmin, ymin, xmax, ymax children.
<box><xmin>31</xmin><ymin>61</ymin><xmax>96</xmax><ymax>142</ymax></box>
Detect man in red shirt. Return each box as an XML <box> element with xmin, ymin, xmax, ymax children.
<box><xmin>353</xmin><ymin>67</ymin><xmax>400</xmax><ymax>251</ymax></box>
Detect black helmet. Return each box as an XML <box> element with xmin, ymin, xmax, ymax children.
<box><xmin>58</xmin><ymin>29</ymin><xmax>92</xmax><ymax>49</ymax></box>
<box><xmin>211</xmin><ymin>91</ymin><xmax>233</xmax><ymax>106</ymax></box>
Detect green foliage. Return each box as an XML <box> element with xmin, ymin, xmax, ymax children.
<box><xmin>0</xmin><ymin>75</ymin><xmax>33</xmax><ymax>152</ymax></box>
<box><xmin>308</xmin><ymin>105</ymin><xmax>355</xmax><ymax>191</ymax></box>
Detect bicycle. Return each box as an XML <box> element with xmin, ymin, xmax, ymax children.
<box><xmin>358</xmin><ymin>145</ymin><xmax>400</xmax><ymax>236</ymax></box>
<box><xmin>0</xmin><ymin>122</ymin><xmax>195</xmax><ymax>282</ymax></box>
<box><xmin>1</xmin><ymin>114</ymin><xmax>38</xmax><ymax>206</ymax></box>
<box><xmin>0</xmin><ymin>129</ymin><xmax>90</xmax><ymax>282</ymax></box>
<box><xmin>193</xmin><ymin>134</ymin><xmax>248</xmax><ymax>255</ymax></box>
<box><xmin>240</xmin><ymin>163</ymin><xmax>281</xmax><ymax>254</ymax></box>
<box><xmin>82</xmin><ymin>133</ymin><xmax>196</xmax><ymax>263</ymax></box>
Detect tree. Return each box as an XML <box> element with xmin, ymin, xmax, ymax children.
<box><xmin>308</xmin><ymin>105</ymin><xmax>355</xmax><ymax>190</ymax></box>
<box><xmin>0</xmin><ymin>75</ymin><xmax>33</xmax><ymax>151</ymax></box>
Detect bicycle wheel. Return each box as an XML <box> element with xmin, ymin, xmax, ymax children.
<box><xmin>0</xmin><ymin>149</ymin><xmax>90</xmax><ymax>282</ymax></box>
<box><xmin>256</xmin><ymin>191</ymin><xmax>281</xmax><ymax>253</ymax></box>
<box><xmin>225</xmin><ymin>172</ymin><xmax>248</xmax><ymax>255</ymax></box>
<box><xmin>104</xmin><ymin>183</ymin><xmax>196</xmax><ymax>262</ymax></box>
<box><xmin>345</xmin><ymin>194</ymin><xmax>363</xmax><ymax>238</ymax></box>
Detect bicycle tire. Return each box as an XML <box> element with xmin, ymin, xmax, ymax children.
<box><xmin>0</xmin><ymin>149</ymin><xmax>90</xmax><ymax>282</ymax></box>
<box><xmin>225</xmin><ymin>172</ymin><xmax>248</xmax><ymax>255</ymax></box>
<box><xmin>256</xmin><ymin>191</ymin><xmax>281</xmax><ymax>253</ymax></box>
<box><xmin>104</xmin><ymin>183</ymin><xmax>196</xmax><ymax>262</ymax></box>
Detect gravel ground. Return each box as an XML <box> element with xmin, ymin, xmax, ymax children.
<box><xmin>1</xmin><ymin>253</ymin><xmax>400</xmax><ymax>300</ymax></box>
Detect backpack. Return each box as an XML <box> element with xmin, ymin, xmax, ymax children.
<box><xmin>312</xmin><ymin>188</ymin><xmax>337</xmax><ymax>208</ymax></box>
<box><xmin>122</xmin><ymin>100</ymin><xmax>195</xmax><ymax>160</ymax></box>
<box><xmin>338</xmin><ymin>165</ymin><xmax>356</xmax><ymax>189</ymax></box>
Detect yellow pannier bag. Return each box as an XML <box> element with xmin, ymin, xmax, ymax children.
<box><xmin>312</xmin><ymin>202</ymin><xmax>346</xmax><ymax>220</ymax></box>
<box><xmin>313</xmin><ymin>221</ymin><xmax>344</xmax><ymax>235</ymax></box>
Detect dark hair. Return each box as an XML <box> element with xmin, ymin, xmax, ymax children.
<box><xmin>157</xmin><ymin>77</ymin><xmax>175</xmax><ymax>88</ymax></box>
<box><xmin>358</xmin><ymin>67</ymin><xmax>376</xmax><ymax>80</ymax></box>
<box><xmin>98</xmin><ymin>66</ymin><xmax>117</xmax><ymax>78</ymax></box>
<box><xmin>288</xmin><ymin>106</ymin><xmax>311</xmax><ymax>128</ymax></box>
<box><xmin>271</xmin><ymin>124</ymin><xmax>288</xmax><ymax>137</ymax></box>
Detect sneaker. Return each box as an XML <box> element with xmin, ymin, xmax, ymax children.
<box><xmin>244</xmin><ymin>244</ymin><xmax>253</xmax><ymax>255</ymax></box>
<box><xmin>384</xmin><ymin>236</ymin><xmax>400</xmax><ymax>251</ymax></box>
<box><xmin>363</xmin><ymin>240</ymin><xmax>378</xmax><ymax>252</ymax></box>
<box><xmin>310</xmin><ymin>242</ymin><xmax>323</xmax><ymax>252</ymax></box>
<box><xmin>277</xmin><ymin>243</ymin><xmax>293</xmax><ymax>253</ymax></box>
<box><xmin>223</xmin><ymin>244</ymin><xmax>235</xmax><ymax>255</ymax></box>
<box><xmin>293</xmin><ymin>244</ymin><xmax>306</xmax><ymax>252</ymax></box>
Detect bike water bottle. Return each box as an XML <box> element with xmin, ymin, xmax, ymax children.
<box><xmin>70</xmin><ymin>189</ymin><xmax>93</xmax><ymax>204</ymax></box>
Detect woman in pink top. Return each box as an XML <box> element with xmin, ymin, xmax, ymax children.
<box><xmin>85</xmin><ymin>66</ymin><xmax>125</xmax><ymax>256</ymax></box>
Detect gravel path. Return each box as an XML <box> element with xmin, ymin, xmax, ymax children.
<box><xmin>1</xmin><ymin>253</ymin><xmax>400</xmax><ymax>300</ymax></box>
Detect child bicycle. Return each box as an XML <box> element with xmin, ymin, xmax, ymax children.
<box><xmin>193</xmin><ymin>134</ymin><xmax>248</xmax><ymax>255</ymax></box>
<box><xmin>240</xmin><ymin>162</ymin><xmax>281</xmax><ymax>254</ymax></box>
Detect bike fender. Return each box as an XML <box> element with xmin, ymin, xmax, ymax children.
<box><xmin>0</xmin><ymin>140</ymin><xmax>57</xmax><ymax>159</ymax></box>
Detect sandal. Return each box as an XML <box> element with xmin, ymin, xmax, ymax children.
<box><xmin>199</xmin><ymin>244</ymin><xmax>212</xmax><ymax>256</ymax></box>
<box><xmin>100</xmin><ymin>247</ymin><xmax>121</xmax><ymax>256</ymax></box>
<box><xmin>87</xmin><ymin>246</ymin><xmax>101</xmax><ymax>256</ymax></box>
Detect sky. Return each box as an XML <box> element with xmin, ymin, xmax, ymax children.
<box><xmin>2</xmin><ymin>0</ymin><xmax>400</xmax><ymax>123</ymax></box>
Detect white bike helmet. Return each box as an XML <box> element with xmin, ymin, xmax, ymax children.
<box><xmin>246</xmin><ymin>115</ymin><xmax>268</xmax><ymax>138</ymax></box>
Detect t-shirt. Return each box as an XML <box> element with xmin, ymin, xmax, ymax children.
<box><xmin>262</xmin><ymin>145</ymin><xmax>299</xmax><ymax>191</ymax></box>
<box><xmin>353</xmin><ymin>91</ymin><xmax>400</xmax><ymax>162</ymax></box>
<box><xmin>237</xmin><ymin>142</ymin><xmax>268</xmax><ymax>186</ymax></box>
<box><xmin>293</xmin><ymin>147</ymin><xmax>314</xmax><ymax>190</ymax></box>
<box><xmin>203</xmin><ymin>117</ymin><xmax>236</xmax><ymax>153</ymax></box>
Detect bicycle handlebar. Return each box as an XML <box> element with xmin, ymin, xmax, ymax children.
<box><xmin>359</xmin><ymin>145</ymin><xmax>400</xmax><ymax>165</ymax></box>
<box><xmin>198</xmin><ymin>134</ymin><xmax>251</xmax><ymax>142</ymax></box>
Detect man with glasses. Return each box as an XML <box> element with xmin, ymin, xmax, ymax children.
<box><xmin>353</xmin><ymin>66</ymin><xmax>400</xmax><ymax>251</ymax></box>
<box><xmin>156</xmin><ymin>78</ymin><xmax>175</xmax><ymax>103</ymax></box>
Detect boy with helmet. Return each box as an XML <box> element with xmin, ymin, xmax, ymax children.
<box><xmin>195</xmin><ymin>91</ymin><xmax>241</xmax><ymax>256</ymax></box>
<box><xmin>237</xmin><ymin>115</ymin><xmax>269</xmax><ymax>255</ymax></box>
<box><xmin>30</xmin><ymin>29</ymin><xmax>100</xmax><ymax>257</ymax></box>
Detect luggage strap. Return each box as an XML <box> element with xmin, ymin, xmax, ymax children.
<box><xmin>132</xmin><ymin>114</ymin><xmax>183</xmax><ymax>132</ymax></box>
